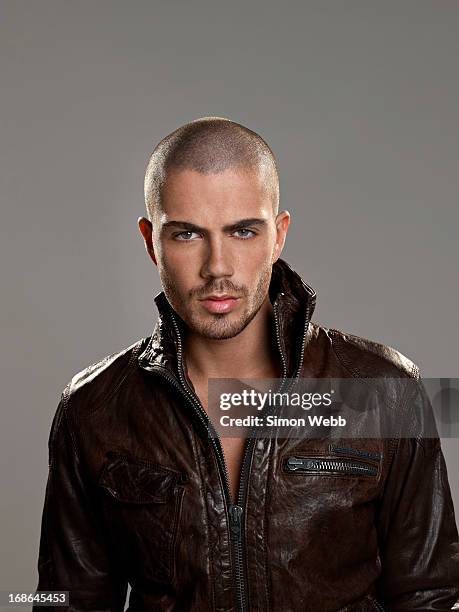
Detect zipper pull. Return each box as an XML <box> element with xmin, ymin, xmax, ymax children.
<box><xmin>229</xmin><ymin>504</ymin><xmax>243</xmax><ymax>541</ymax></box>
<box><xmin>285</xmin><ymin>456</ymin><xmax>306</xmax><ymax>471</ymax></box>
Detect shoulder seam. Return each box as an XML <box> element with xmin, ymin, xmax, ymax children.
<box><xmin>66</xmin><ymin>338</ymin><xmax>145</xmax><ymax>417</ymax></box>
<box><xmin>328</xmin><ymin>328</ymin><xmax>419</xmax><ymax>380</ymax></box>
<box><xmin>48</xmin><ymin>383</ymin><xmax>72</xmax><ymax>468</ymax></box>
<box><xmin>50</xmin><ymin>339</ymin><xmax>145</xmax><ymax>467</ymax></box>
<box><xmin>328</xmin><ymin>329</ymin><xmax>364</xmax><ymax>379</ymax></box>
<box><xmin>96</xmin><ymin>338</ymin><xmax>145</xmax><ymax>410</ymax></box>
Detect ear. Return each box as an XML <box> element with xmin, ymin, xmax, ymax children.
<box><xmin>272</xmin><ymin>211</ymin><xmax>290</xmax><ymax>263</ymax></box>
<box><xmin>137</xmin><ymin>216</ymin><xmax>157</xmax><ymax>266</ymax></box>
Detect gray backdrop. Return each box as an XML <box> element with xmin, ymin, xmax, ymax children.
<box><xmin>1</xmin><ymin>0</ymin><xmax>458</xmax><ymax>599</ymax></box>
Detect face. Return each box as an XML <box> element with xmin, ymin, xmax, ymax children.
<box><xmin>138</xmin><ymin>167</ymin><xmax>290</xmax><ymax>340</ymax></box>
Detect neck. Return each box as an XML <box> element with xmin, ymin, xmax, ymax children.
<box><xmin>181</xmin><ymin>297</ymin><xmax>282</xmax><ymax>382</ymax></box>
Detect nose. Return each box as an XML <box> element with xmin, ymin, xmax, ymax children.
<box><xmin>200</xmin><ymin>235</ymin><xmax>234</xmax><ymax>280</ymax></box>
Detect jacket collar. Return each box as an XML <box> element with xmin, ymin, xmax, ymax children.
<box><xmin>138</xmin><ymin>257</ymin><xmax>316</xmax><ymax>381</ymax></box>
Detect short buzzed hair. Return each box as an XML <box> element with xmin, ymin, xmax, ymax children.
<box><xmin>144</xmin><ymin>116</ymin><xmax>279</xmax><ymax>222</ymax></box>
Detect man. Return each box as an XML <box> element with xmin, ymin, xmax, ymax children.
<box><xmin>34</xmin><ymin>117</ymin><xmax>459</xmax><ymax>611</ymax></box>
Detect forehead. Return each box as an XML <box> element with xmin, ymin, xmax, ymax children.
<box><xmin>159</xmin><ymin>167</ymin><xmax>272</xmax><ymax>224</ymax></box>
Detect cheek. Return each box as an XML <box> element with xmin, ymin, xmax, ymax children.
<box><xmin>162</xmin><ymin>242</ymin><xmax>200</xmax><ymax>273</ymax></box>
<box><xmin>245</xmin><ymin>245</ymin><xmax>274</xmax><ymax>272</ymax></box>
<box><xmin>243</xmin><ymin>256</ymin><xmax>273</xmax><ymax>293</ymax></box>
<box><xmin>158</xmin><ymin>255</ymin><xmax>187</xmax><ymax>292</ymax></box>
<box><xmin>159</xmin><ymin>269</ymin><xmax>190</xmax><ymax>307</ymax></box>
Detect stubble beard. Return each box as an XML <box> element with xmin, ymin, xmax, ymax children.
<box><xmin>160</xmin><ymin>262</ymin><xmax>273</xmax><ymax>340</ymax></box>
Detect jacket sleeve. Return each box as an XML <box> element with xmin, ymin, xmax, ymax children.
<box><xmin>375</xmin><ymin>376</ymin><xmax>459</xmax><ymax>611</ymax></box>
<box><xmin>34</xmin><ymin>388</ymin><xmax>128</xmax><ymax>611</ymax></box>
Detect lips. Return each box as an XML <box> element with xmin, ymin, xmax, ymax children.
<box><xmin>199</xmin><ymin>295</ymin><xmax>240</xmax><ymax>314</ymax></box>
<box><xmin>201</xmin><ymin>294</ymin><xmax>236</xmax><ymax>300</ymax></box>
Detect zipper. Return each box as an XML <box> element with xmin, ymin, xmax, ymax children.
<box><xmin>142</xmin><ymin>292</ymin><xmax>312</xmax><ymax>612</ymax></box>
<box><xmin>371</xmin><ymin>597</ymin><xmax>385</xmax><ymax>612</ymax></box>
<box><xmin>148</xmin><ymin>307</ymin><xmax>246</xmax><ymax>610</ymax></box>
<box><xmin>226</xmin><ymin>294</ymin><xmax>312</xmax><ymax>612</ymax></box>
<box><xmin>284</xmin><ymin>456</ymin><xmax>378</xmax><ymax>476</ymax></box>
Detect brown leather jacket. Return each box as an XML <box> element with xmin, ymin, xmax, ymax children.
<box><xmin>34</xmin><ymin>258</ymin><xmax>459</xmax><ymax>611</ymax></box>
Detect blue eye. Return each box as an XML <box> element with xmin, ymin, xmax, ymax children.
<box><xmin>173</xmin><ymin>228</ymin><xmax>256</xmax><ymax>241</ymax></box>
<box><xmin>174</xmin><ymin>231</ymin><xmax>200</xmax><ymax>241</ymax></box>
<box><xmin>234</xmin><ymin>229</ymin><xmax>256</xmax><ymax>239</ymax></box>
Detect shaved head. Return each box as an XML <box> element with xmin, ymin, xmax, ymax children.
<box><xmin>144</xmin><ymin>116</ymin><xmax>279</xmax><ymax>223</ymax></box>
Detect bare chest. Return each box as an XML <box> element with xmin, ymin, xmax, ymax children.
<box><xmin>193</xmin><ymin>382</ymin><xmax>247</xmax><ymax>504</ymax></box>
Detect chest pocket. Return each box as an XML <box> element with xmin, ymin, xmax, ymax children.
<box><xmin>280</xmin><ymin>442</ymin><xmax>383</xmax><ymax>508</ymax></box>
<box><xmin>282</xmin><ymin>442</ymin><xmax>382</xmax><ymax>480</ymax></box>
<box><xmin>98</xmin><ymin>451</ymin><xmax>187</xmax><ymax>585</ymax></box>
<box><xmin>283</xmin><ymin>455</ymin><xmax>379</xmax><ymax>477</ymax></box>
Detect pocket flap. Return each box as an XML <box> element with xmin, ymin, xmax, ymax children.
<box><xmin>98</xmin><ymin>452</ymin><xmax>182</xmax><ymax>504</ymax></box>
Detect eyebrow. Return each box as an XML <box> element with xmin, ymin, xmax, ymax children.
<box><xmin>161</xmin><ymin>218</ymin><xmax>268</xmax><ymax>233</ymax></box>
